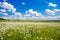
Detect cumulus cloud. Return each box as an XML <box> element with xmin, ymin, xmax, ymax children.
<box><xmin>25</xmin><ymin>9</ymin><xmax>42</xmax><ymax>17</ymax></box>
<box><xmin>0</xmin><ymin>9</ymin><xmax>6</xmax><ymax>13</ymax></box>
<box><xmin>0</xmin><ymin>2</ymin><xmax>22</xmax><ymax>20</ymax></box>
<box><xmin>1</xmin><ymin>2</ymin><xmax>14</xmax><ymax>9</ymax></box>
<box><xmin>45</xmin><ymin>9</ymin><xmax>60</xmax><ymax>15</ymax></box>
<box><xmin>23</xmin><ymin>9</ymin><xmax>44</xmax><ymax>20</ymax></box>
<box><xmin>46</xmin><ymin>2</ymin><xmax>58</xmax><ymax>15</ymax></box>
<box><xmin>54</xmin><ymin>9</ymin><xmax>60</xmax><ymax>12</ymax></box>
<box><xmin>24</xmin><ymin>14</ymin><xmax>31</xmax><ymax>17</ymax></box>
<box><xmin>0</xmin><ymin>2</ymin><xmax>16</xmax><ymax>13</ymax></box>
<box><xmin>45</xmin><ymin>9</ymin><xmax>55</xmax><ymax>15</ymax></box>
<box><xmin>1</xmin><ymin>13</ymin><xmax>9</xmax><ymax>19</ymax></box>
<box><xmin>3</xmin><ymin>13</ymin><xmax>8</xmax><ymax>16</ymax></box>
<box><xmin>9</xmin><ymin>12</ymin><xmax>23</xmax><ymax>20</ymax></box>
<box><xmin>46</xmin><ymin>16</ymin><xmax>57</xmax><ymax>20</ymax></box>
<box><xmin>48</xmin><ymin>2</ymin><xmax>57</xmax><ymax>7</ymax></box>
<box><xmin>14</xmin><ymin>12</ymin><xmax>22</xmax><ymax>18</ymax></box>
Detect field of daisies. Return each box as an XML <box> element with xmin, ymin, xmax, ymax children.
<box><xmin>0</xmin><ymin>22</ymin><xmax>60</xmax><ymax>40</ymax></box>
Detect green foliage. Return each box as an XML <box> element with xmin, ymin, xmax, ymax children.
<box><xmin>0</xmin><ymin>18</ymin><xmax>5</xmax><ymax>20</ymax></box>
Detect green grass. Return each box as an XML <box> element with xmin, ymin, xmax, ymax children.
<box><xmin>0</xmin><ymin>20</ymin><xmax>60</xmax><ymax>40</ymax></box>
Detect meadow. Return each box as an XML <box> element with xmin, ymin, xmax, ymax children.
<box><xmin>0</xmin><ymin>20</ymin><xmax>60</xmax><ymax>40</ymax></box>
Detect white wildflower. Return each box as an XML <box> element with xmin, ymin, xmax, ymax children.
<box><xmin>40</xmin><ymin>37</ymin><xmax>43</xmax><ymax>40</ymax></box>
<box><xmin>51</xmin><ymin>39</ymin><xmax>53</xmax><ymax>40</ymax></box>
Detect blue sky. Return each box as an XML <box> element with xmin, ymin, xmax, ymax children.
<box><xmin>2</xmin><ymin>0</ymin><xmax>60</xmax><ymax>13</ymax></box>
<box><xmin>0</xmin><ymin>0</ymin><xmax>60</xmax><ymax>13</ymax></box>
<box><xmin>0</xmin><ymin>0</ymin><xmax>60</xmax><ymax>20</ymax></box>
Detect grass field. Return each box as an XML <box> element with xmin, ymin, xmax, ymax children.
<box><xmin>0</xmin><ymin>20</ymin><xmax>60</xmax><ymax>40</ymax></box>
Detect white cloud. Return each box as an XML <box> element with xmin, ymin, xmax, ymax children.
<box><xmin>24</xmin><ymin>14</ymin><xmax>31</xmax><ymax>17</ymax></box>
<box><xmin>48</xmin><ymin>2</ymin><xmax>57</xmax><ymax>7</ymax></box>
<box><xmin>0</xmin><ymin>2</ymin><xmax>2</xmax><ymax>7</ymax></box>
<box><xmin>14</xmin><ymin>12</ymin><xmax>22</xmax><ymax>16</ymax></box>
<box><xmin>0</xmin><ymin>2</ymin><xmax>23</xmax><ymax>20</ymax></box>
<box><xmin>1</xmin><ymin>13</ymin><xmax>9</xmax><ymax>19</ymax></box>
<box><xmin>11</xmin><ymin>8</ymin><xmax>16</xmax><ymax>13</ymax></box>
<box><xmin>45</xmin><ymin>9</ymin><xmax>55</xmax><ymax>15</ymax></box>
<box><xmin>0</xmin><ymin>2</ymin><xmax>22</xmax><ymax>20</ymax></box>
<box><xmin>23</xmin><ymin>9</ymin><xmax>44</xmax><ymax>20</ymax></box>
<box><xmin>2</xmin><ymin>2</ymin><xmax>14</xmax><ymax>9</ymax></box>
<box><xmin>22</xmin><ymin>2</ymin><xmax>25</xmax><ymax>5</ymax></box>
<box><xmin>0</xmin><ymin>9</ymin><xmax>6</xmax><ymax>13</ymax></box>
<box><xmin>0</xmin><ymin>2</ymin><xmax>16</xmax><ymax>13</ymax></box>
<box><xmin>9</xmin><ymin>12</ymin><xmax>23</xmax><ymax>20</ymax></box>
<box><xmin>3</xmin><ymin>0</ymin><xmax>7</xmax><ymax>2</ymax></box>
<box><xmin>9</xmin><ymin>15</ymin><xmax>16</xmax><ymax>20</ymax></box>
<box><xmin>8</xmin><ymin>8</ymin><xmax>60</xmax><ymax>20</ymax></box>
<box><xmin>45</xmin><ymin>9</ymin><xmax>60</xmax><ymax>15</ymax></box>
<box><xmin>53</xmin><ymin>9</ymin><xmax>60</xmax><ymax>12</ymax></box>
<box><xmin>25</xmin><ymin>9</ymin><xmax>42</xmax><ymax>16</ymax></box>
<box><xmin>3</xmin><ymin>13</ymin><xmax>8</xmax><ymax>16</ymax></box>
<box><xmin>46</xmin><ymin>16</ymin><xmax>58</xmax><ymax>20</ymax></box>
<box><xmin>0</xmin><ymin>13</ymin><xmax>8</xmax><ymax>19</ymax></box>
<box><xmin>1</xmin><ymin>17</ymin><xmax>9</xmax><ymax>19</ymax></box>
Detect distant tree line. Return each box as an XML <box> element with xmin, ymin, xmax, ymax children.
<box><xmin>0</xmin><ymin>18</ymin><xmax>5</xmax><ymax>20</ymax></box>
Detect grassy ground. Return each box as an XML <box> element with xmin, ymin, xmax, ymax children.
<box><xmin>0</xmin><ymin>20</ymin><xmax>60</xmax><ymax>40</ymax></box>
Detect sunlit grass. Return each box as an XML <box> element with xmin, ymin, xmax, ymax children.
<box><xmin>0</xmin><ymin>22</ymin><xmax>60</xmax><ymax>40</ymax></box>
